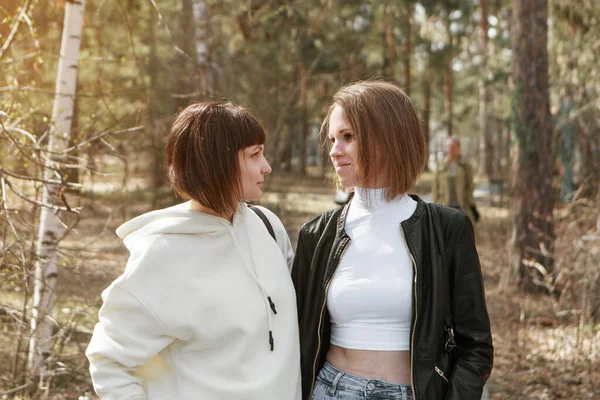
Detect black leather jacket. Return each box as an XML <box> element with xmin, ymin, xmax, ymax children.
<box><xmin>291</xmin><ymin>195</ymin><xmax>493</xmax><ymax>400</ymax></box>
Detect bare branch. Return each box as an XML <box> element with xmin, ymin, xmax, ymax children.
<box><xmin>63</xmin><ymin>125</ymin><xmax>143</xmax><ymax>154</ymax></box>
<box><xmin>1</xmin><ymin>178</ymin><xmax>27</xmax><ymax>266</ymax></box>
<box><xmin>3</xmin><ymin>177</ymin><xmax>80</xmax><ymax>213</ymax></box>
<box><xmin>0</xmin><ymin>0</ymin><xmax>33</xmax><ymax>62</ymax></box>
<box><xmin>0</xmin><ymin>166</ymin><xmax>82</xmax><ymax>188</ymax></box>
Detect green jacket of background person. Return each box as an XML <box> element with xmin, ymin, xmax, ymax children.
<box><xmin>432</xmin><ymin>138</ymin><xmax>477</xmax><ymax>223</ymax></box>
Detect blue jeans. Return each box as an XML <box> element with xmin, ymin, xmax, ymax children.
<box><xmin>311</xmin><ymin>362</ymin><xmax>414</xmax><ymax>400</ymax></box>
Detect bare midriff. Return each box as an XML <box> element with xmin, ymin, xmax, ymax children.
<box><xmin>326</xmin><ymin>344</ymin><xmax>411</xmax><ymax>384</ymax></box>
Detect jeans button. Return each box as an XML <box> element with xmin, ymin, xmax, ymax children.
<box><xmin>367</xmin><ymin>381</ymin><xmax>376</xmax><ymax>390</ymax></box>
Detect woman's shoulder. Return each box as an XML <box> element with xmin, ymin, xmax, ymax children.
<box><xmin>121</xmin><ymin>233</ymin><xmax>198</xmax><ymax>280</ymax></box>
<box><xmin>299</xmin><ymin>205</ymin><xmax>346</xmax><ymax>237</ymax></box>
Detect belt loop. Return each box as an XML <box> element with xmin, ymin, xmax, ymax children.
<box><xmin>326</xmin><ymin>370</ymin><xmax>344</xmax><ymax>396</ymax></box>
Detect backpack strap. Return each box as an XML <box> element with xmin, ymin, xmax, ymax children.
<box><xmin>250</xmin><ymin>206</ymin><xmax>277</xmax><ymax>243</ymax></box>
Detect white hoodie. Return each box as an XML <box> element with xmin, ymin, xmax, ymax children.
<box><xmin>86</xmin><ymin>202</ymin><xmax>301</xmax><ymax>400</ymax></box>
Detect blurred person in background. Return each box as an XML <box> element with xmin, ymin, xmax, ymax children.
<box><xmin>433</xmin><ymin>137</ymin><xmax>479</xmax><ymax>223</ymax></box>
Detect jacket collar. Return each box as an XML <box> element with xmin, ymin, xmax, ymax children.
<box><xmin>335</xmin><ymin>192</ymin><xmax>426</xmax><ymax>237</ymax></box>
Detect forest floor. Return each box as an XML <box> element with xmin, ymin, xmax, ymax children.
<box><xmin>1</xmin><ymin>171</ymin><xmax>599</xmax><ymax>399</ymax></box>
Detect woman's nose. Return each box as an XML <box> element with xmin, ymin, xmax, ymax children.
<box><xmin>329</xmin><ymin>141</ymin><xmax>344</xmax><ymax>157</ymax></box>
<box><xmin>261</xmin><ymin>159</ymin><xmax>272</xmax><ymax>175</ymax></box>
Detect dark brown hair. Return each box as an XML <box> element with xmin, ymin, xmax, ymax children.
<box><xmin>320</xmin><ymin>81</ymin><xmax>426</xmax><ymax>199</ymax></box>
<box><xmin>165</xmin><ymin>101</ymin><xmax>265</xmax><ymax>216</ymax></box>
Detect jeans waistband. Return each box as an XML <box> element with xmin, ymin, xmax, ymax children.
<box><xmin>317</xmin><ymin>362</ymin><xmax>412</xmax><ymax>398</ymax></box>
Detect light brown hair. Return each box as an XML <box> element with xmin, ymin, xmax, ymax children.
<box><xmin>165</xmin><ymin>101</ymin><xmax>265</xmax><ymax>216</ymax></box>
<box><xmin>320</xmin><ymin>81</ymin><xmax>426</xmax><ymax>199</ymax></box>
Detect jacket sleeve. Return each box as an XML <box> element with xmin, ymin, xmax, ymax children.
<box><xmin>86</xmin><ymin>284</ymin><xmax>174</xmax><ymax>400</ymax></box>
<box><xmin>291</xmin><ymin>226</ymin><xmax>310</xmax><ymax>316</ymax></box>
<box><xmin>446</xmin><ymin>216</ymin><xmax>493</xmax><ymax>400</ymax></box>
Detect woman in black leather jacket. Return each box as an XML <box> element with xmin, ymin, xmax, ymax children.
<box><xmin>291</xmin><ymin>81</ymin><xmax>493</xmax><ymax>400</ymax></box>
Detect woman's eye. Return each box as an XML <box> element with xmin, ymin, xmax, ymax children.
<box><xmin>344</xmin><ymin>133</ymin><xmax>353</xmax><ymax>141</ymax></box>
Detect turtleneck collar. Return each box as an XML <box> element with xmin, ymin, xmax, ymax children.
<box><xmin>353</xmin><ymin>187</ymin><xmax>410</xmax><ymax>210</ymax></box>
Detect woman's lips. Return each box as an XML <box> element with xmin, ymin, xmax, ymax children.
<box><xmin>335</xmin><ymin>163</ymin><xmax>351</xmax><ymax>172</ymax></box>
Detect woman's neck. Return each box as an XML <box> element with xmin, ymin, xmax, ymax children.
<box><xmin>189</xmin><ymin>200</ymin><xmax>234</xmax><ymax>222</ymax></box>
<box><xmin>354</xmin><ymin>187</ymin><xmax>408</xmax><ymax>209</ymax></box>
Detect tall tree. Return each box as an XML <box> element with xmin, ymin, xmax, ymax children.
<box><xmin>28</xmin><ymin>0</ymin><xmax>86</xmax><ymax>379</ymax></box>
<box><xmin>507</xmin><ymin>0</ymin><xmax>555</xmax><ymax>291</ymax></box>
<box><xmin>442</xmin><ymin>9</ymin><xmax>453</xmax><ymax>137</ymax></box>
<box><xmin>384</xmin><ymin>1</ymin><xmax>398</xmax><ymax>83</ymax></box>
<box><xmin>191</xmin><ymin>0</ymin><xmax>213</xmax><ymax>96</ymax></box>
<box><xmin>403</xmin><ymin>0</ymin><xmax>413</xmax><ymax>95</ymax></box>
<box><xmin>478</xmin><ymin>0</ymin><xmax>495</xmax><ymax>179</ymax></box>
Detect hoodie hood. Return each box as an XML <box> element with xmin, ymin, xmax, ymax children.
<box><xmin>116</xmin><ymin>201</ymin><xmax>245</xmax><ymax>251</ymax></box>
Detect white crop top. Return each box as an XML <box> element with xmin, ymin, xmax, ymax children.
<box><xmin>327</xmin><ymin>188</ymin><xmax>417</xmax><ymax>351</ymax></box>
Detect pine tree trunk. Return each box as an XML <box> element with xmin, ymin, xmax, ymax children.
<box><xmin>443</xmin><ymin>13</ymin><xmax>453</xmax><ymax>137</ymax></box>
<box><xmin>298</xmin><ymin>63</ymin><xmax>309</xmax><ymax>176</ymax></box>
<box><xmin>192</xmin><ymin>0</ymin><xmax>212</xmax><ymax>95</ymax></box>
<box><xmin>175</xmin><ymin>0</ymin><xmax>196</xmax><ymax>109</ymax></box>
<box><xmin>422</xmin><ymin>76</ymin><xmax>431</xmax><ymax>171</ymax></box>
<box><xmin>404</xmin><ymin>1</ymin><xmax>412</xmax><ymax>96</ymax></box>
<box><xmin>506</xmin><ymin>0</ymin><xmax>554</xmax><ymax>292</ymax></box>
<box><xmin>383</xmin><ymin>2</ymin><xmax>397</xmax><ymax>82</ymax></box>
<box><xmin>478</xmin><ymin>0</ymin><xmax>495</xmax><ymax>179</ymax></box>
<box><xmin>28</xmin><ymin>0</ymin><xmax>86</xmax><ymax>380</ymax></box>
<box><xmin>148</xmin><ymin>8</ymin><xmax>165</xmax><ymax>208</ymax></box>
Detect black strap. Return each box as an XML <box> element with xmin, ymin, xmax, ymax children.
<box><xmin>250</xmin><ymin>206</ymin><xmax>277</xmax><ymax>243</ymax></box>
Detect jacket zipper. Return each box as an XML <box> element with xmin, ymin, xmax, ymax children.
<box><xmin>309</xmin><ymin>239</ymin><xmax>350</xmax><ymax>397</ymax></box>
<box><xmin>435</xmin><ymin>366</ymin><xmax>449</xmax><ymax>384</ymax></box>
<box><xmin>401</xmin><ymin>228</ymin><xmax>418</xmax><ymax>400</ymax></box>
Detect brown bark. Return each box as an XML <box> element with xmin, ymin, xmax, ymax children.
<box><xmin>443</xmin><ymin>53</ymin><xmax>453</xmax><ymax>137</ymax></box>
<box><xmin>506</xmin><ymin>0</ymin><xmax>555</xmax><ymax>292</ymax></box>
<box><xmin>384</xmin><ymin>2</ymin><xmax>397</xmax><ymax>82</ymax></box>
<box><xmin>422</xmin><ymin>77</ymin><xmax>431</xmax><ymax>171</ymax></box>
<box><xmin>443</xmin><ymin>13</ymin><xmax>453</xmax><ymax>137</ymax></box>
<box><xmin>478</xmin><ymin>0</ymin><xmax>495</xmax><ymax>179</ymax></box>
<box><xmin>277</xmin><ymin>124</ymin><xmax>294</xmax><ymax>173</ymax></box>
<box><xmin>404</xmin><ymin>1</ymin><xmax>412</xmax><ymax>96</ymax></box>
<box><xmin>298</xmin><ymin>63</ymin><xmax>309</xmax><ymax>176</ymax></box>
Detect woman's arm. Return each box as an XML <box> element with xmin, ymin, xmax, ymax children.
<box><xmin>86</xmin><ymin>283</ymin><xmax>174</xmax><ymax>399</ymax></box>
<box><xmin>446</xmin><ymin>216</ymin><xmax>494</xmax><ymax>400</ymax></box>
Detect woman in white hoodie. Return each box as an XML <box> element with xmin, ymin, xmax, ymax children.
<box><xmin>86</xmin><ymin>102</ymin><xmax>302</xmax><ymax>400</ymax></box>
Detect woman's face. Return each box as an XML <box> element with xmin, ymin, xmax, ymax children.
<box><xmin>328</xmin><ymin>105</ymin><xmax>359</xmax><ymax>188</ymax></box>
<box><xmin>238</xmin><ymin>144</ymin><xmax>272</xmax><ymax>201</ymax></box>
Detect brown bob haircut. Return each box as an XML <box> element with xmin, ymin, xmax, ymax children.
<box><xmin>320</xmin><ymin>81</ymin><xmax>427</xmax><ymax>199</ymax></box>
<box><xmin>165</xmin><ymin>101</ymin><xmax>265</xmax><ymax>216</ymax></box>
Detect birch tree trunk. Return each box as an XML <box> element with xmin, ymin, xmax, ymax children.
<box><xmin>28</xmin><ymin>0</ymin><xmax>86</xmax><ymax>379</ymax></box>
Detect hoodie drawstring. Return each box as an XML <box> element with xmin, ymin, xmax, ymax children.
<box><xmin>221</xmin><ymin>221</ymin><xmax>278</xmax><ymax>351</ymax></box>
